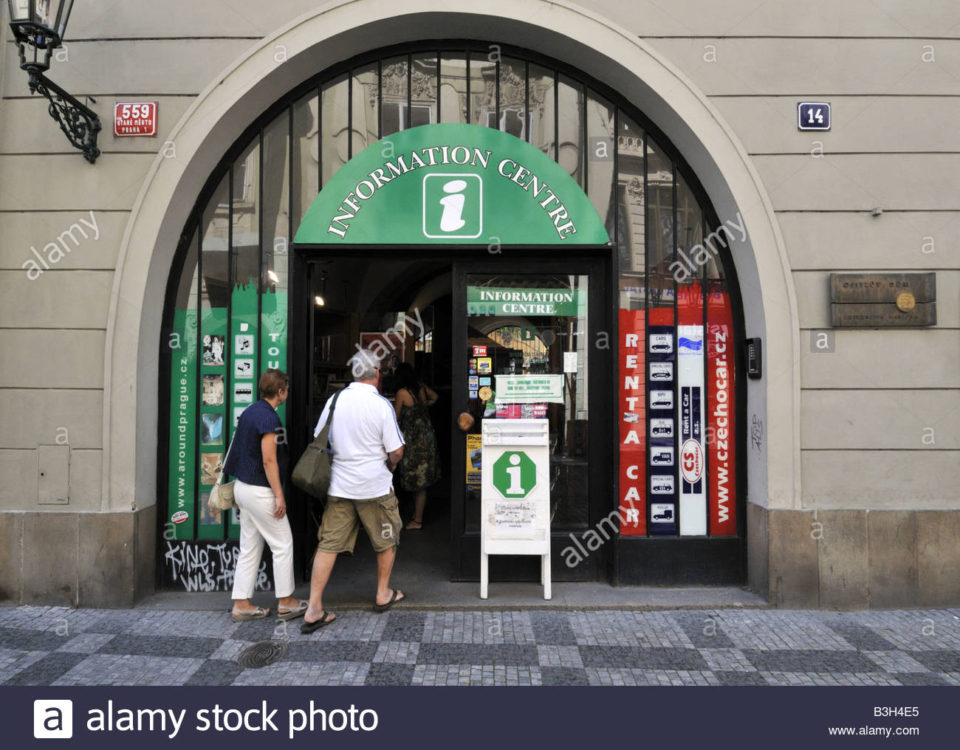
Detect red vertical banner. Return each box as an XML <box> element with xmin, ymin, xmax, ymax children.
<box><xmin>619</xmin><ymin>308</ymin><xmax>646</xmax><ymax>535</ymax></box>
<box><xmin>707</xmin><ymin>287</ymin><xmax>736</xmax><ymax>535</ymax></box>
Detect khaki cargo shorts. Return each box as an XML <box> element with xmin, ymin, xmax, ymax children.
<box><xmin>316</xmin><ymin>491</ymin><xmax>402</xmax><ymax>554</ymax></box>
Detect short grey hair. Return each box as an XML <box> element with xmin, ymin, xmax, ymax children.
<box><xmin>348</xmin><ymin>348</ymin><xmax>380</xmax><ymax>380</ymax></box>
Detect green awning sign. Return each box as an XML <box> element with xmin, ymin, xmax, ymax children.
<box><xmin>294</xmin><ymin>123</ymin><xmax>610</xmax><ymax>245</ymax></box>
<box><xmin>467</xmin><ymin>286</ymin><xmax>585</xmax><ymax>316</ymax></box>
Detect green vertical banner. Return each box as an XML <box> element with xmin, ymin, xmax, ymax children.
<box><xmin>228</xmin><ymin>281</ymin><xmax>260</xmax><ymax>539</ymax></box>
<box><xmin>261</xmin><ymin>290</ymin><xmax>288</xmax><ymax>423</ymax></box>
<box><xmin>167</xmin><ymin>309</ymin><xmax>197</xmax><ymax>540</ymax></box>
<box><xmin>261</xmin><ymin>289</ymin><xmax>288</xmax><ymax>541</ymax></box>
<box><xmin>198</xmin><ymin>306</ymin><xmax>228</xmax><ymax>540</ymax></box>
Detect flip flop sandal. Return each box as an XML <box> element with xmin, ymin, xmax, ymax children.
<box><xmin>373</xmin><ymin>589</ymin><xmax>405</xmax><ymax>613</ymax></box>
<box><xmin>300</xmin><ymin>611</ymin><xmax>336</xmax><ymax>633</ymax></box>
<box><xmin>277</xmin><ymin>600</ymin><xmax>309</xmax><ymax>621</ymax></box>
<box><xmin>231</xmin><ymin>606</ymin><xmax>270</xmax><ymax>622</ymax></box>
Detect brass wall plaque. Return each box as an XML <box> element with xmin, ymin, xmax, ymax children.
<box><xmin>829</xmin><ymin>273</ymin><xmax>937</xmax><ymax>327</ymax></box>
<box><xmin>830</xmin><ymin>272</ymin><xmax>936</xmax><ymax>304</ymax></box>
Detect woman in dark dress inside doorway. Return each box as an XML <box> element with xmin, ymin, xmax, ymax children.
<box><xmin>393</xmin><ymin>363</ymin><xmax>440</xmax><ymax>529</ymax></box>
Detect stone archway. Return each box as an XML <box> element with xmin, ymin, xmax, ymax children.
<box><xmin>105</xmin><ymin>0</ymin><xmax>799</xmax><ymax>596</ymax></box>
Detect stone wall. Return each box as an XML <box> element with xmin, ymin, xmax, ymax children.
<box><xmin>0</xmin><ymin>0</ymin><xmax>956</xmax><ymax>606</ymax></box>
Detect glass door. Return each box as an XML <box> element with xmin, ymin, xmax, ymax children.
<box><xmin>451</xmin><ymin>261</ymin><xmax>609</xmax><ymax>581</ymax></box>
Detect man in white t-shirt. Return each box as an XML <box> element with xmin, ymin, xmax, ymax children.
<box><xmin>302</xmin><ymin>349</ymin><xmax>406</xmax><ymax>632</ymax></box>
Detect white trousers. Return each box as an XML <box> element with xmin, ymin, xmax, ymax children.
<box><xmin>231</xmin><ymin>480</ymin><xmax>295</xmax><ymax>600</ymax></box>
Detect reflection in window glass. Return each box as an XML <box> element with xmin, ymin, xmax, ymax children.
<box><xmin>351</xmin><ymin>64</ymin><xmax>378</xmax><ymax>155</ymax></box>
<box><xmin>232</xmin><ymin>140</ymin><xmax>260</xmax><ymax>290</ymax></box>
<box><xmin>230</xmin><ymin>138</ymin><xmax>261</xmax><ymax>484</ymax></box>
<box><xmin>617</xmin><ymin>113</ymin><xmax>645</xmax><ymax>308</ymax></box>
<box><xmin>557</xmin><ymin>75</ymin><xmax>584</xmax><ymax>186</ymax></box>
<box><xmin>586</xmin><ymin>92</ymin><xmax>615</xmax><ymax>235</ymax></box>
<box><xmin>646</xmin><ymin>136</ymin><xmax>674</xmax><ymax>308</ymax></box>
<box><xmin>292</xmin><ymin>91</ymin><xmax>318</xmax><ymax>223</ymax></box>
<box><xmin>321</xmin><ymin>75</ymin><xmax>349</xmax><ymax>186</ymax></box>
<box><xmin>439</xmin><ymin>54</ymin><xmax>468</xmax><ymax>124</ymax></box>
<box><xmin>380</xmin><ymin>55</ymin><xmax>408</xmax><ymax>136</ymax></box>
<box><xmin>262</xmin><ymin>113</ymin><xmax>289</xmax><ymax>293</ymax></box>
<box><xmin>201</xmin><ymin>174</ymin><xmax>229</xmax><ymax>310</ymax></box>
<box><xmin>470</xmin><ymin>54</ymin><xmax>496</xmax><ymax>127</ymax></box>
<box><xmin>498</xmin><ymin>57</ymin><xmax>527</xmax><ymax>139</ymax></box>
<box><xmin>676</xmin><ymin>173</ymin><xmax>703</xmax><ymax>284</ymax></box>
<box><xmin>528</xmin><ymin>64</ymin><xmax>554</xmax><ymax>156</ymax></box>
<box><xmin>703</xmin><ymin>221</ymin><xmax>724</xmax><ymax>280</ymax></box>
<box><xmin>261</xmin><ymin>113</ymin><xmax>290</xmax><ymax>423</ymax></box>
<box><xmin>410</xmin><ymin>52</ymin><xmax>437</xmax><ymax>128</ymax></box>
<box><xmin>175</xmin><ymin>229</ymin><xmax>199</xmax><ymax>312</ymax></box>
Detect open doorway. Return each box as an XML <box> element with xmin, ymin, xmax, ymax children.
<box><xmin>288</xmin><ymin>251</ymin><xmax>611</xmax><ymax>587</ymax></box>
<box><xmin>294</xmin><ymin>257</ymin><xmax>454</xmax><ymax>586</ymax></box>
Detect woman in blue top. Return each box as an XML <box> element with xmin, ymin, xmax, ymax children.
<box><xmin>223</xmin><ymin>369</ymin><xmax>306</xmax><ymax>622</ymax></box>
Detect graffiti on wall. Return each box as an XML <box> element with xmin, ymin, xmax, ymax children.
<box><xmin>750</xmin><ymin>414</ymin><xmax>764</xmax><ymax>453</ymax></box>
<box><xmin>162</xmin><ymin>540</ymin><xmax>272</xmax><ymax>592</ymax></box>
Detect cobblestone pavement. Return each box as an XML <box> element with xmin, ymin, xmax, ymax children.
<box><xmin>1</xmin><ymin>607</ymin><xmax>958</xmax><ymax>686</ymax></box>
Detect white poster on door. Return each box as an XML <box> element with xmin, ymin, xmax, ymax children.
<box><xmin>495</xmin><ymin>374</ymin><xmax>564</xmax><ymax>403</ymax></box>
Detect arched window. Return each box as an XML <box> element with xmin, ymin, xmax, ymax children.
<box><xmin>160</xmin><ymin>43</ymin><xmax>742</xmax><ymax>572</ymax></box>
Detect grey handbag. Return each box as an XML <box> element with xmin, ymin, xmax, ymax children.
<box><xmin>291</xmin><ymin>389</ymin><xmax>342</xmax><ymax>499</ymax></box>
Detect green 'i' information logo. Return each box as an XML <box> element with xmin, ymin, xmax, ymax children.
<box><xmin>422</xmin><ymin>173</ymin><xmax>482</xmax><ymax>239</ymax></box>
<box><xmin>492</xmin><ymin>451</ymin><xmax>537</xmax><ymax>498</ymax></box>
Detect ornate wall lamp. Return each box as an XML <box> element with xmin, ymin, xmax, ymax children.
<box><xmin>7</xmin><ymin>1</ymin><xmax>100</xmax><ymax>162</ymax></box>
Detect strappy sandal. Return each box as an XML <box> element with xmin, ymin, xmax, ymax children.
<box><xmin>231</xmin><ymin>606</ymin><xmax>270</xmax><ymax>622</ymax></box>
<box><xmin>277</xmin><ymin>600</ymin><xmax>309</xmax><ymax>621</ymax></box>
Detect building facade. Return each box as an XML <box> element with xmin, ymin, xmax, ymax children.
<box><xmin>1</xmin><ymin>0</ymin><xmax>957</xmax><ymax>608</ymax></box>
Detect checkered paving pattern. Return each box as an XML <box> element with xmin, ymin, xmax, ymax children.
<box><xmin>0</xmin><ymin>607</ymin><xmax>957</xmax><ymax>686</ymax></box>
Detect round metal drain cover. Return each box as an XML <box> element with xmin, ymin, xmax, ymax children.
<box><xmin>237</xmin><ymin>640</ymin><xmax>287</xmax><ymax>669</ymax></box>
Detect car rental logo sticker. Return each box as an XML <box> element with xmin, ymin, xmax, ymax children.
<box><xmin>649</xmin><ymin>362</ymin><xmax>674</xmax><ymax>381</ymax></box>
<box><xmin>681</xmin><ymin>439</ymin><xmax>705</xmax><ymax>484</ymax></box>
<box><xmin>649</xmin><ymin>333</ymin><xmax>673</xmax><ymax>353</ymax></box>
<box><xmin>650</xmin><ymin>503</ymin><xmax>673</xmax><ymax>520</ymax></box>
<box><xmin>651</xmin><ymin>475</ymin><xmax>675</xmax><ymax>494</ymax></box>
